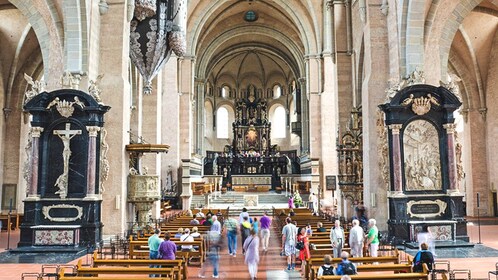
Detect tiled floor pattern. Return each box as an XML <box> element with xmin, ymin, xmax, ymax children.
<box><xmin>0</xmin><ymin>218</ymin><xmax>497</xmax><ymax>279</ymax></box>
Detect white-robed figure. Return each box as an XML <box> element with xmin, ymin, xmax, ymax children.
<box><xmin>348</xmin><ymin>219</ymin><xmax>365</xmax><ymax>257</ymax></box>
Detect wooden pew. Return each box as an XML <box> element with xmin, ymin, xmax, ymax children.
<box><xmin>306</xmin><ymin>252</ymin><xmax>400</xmax><ymax>280</ymax></box>
<box><xmin>128</xmin><ymin>239</ymin><xmax>205</xmax><ymax>266</ymax></box>
<box><xmin>316</xmin><ymin>264</ymin><xmax>429</xmax><ymax>280</ymax></box>
<box><xmin>58</xmin><ymin>268</ymin><xmax>171</xmax><ymax>280</ymax></box>
<box><xmin>91</xmin><ymin>252</ymin><xmax>188</xmax><ymax>280</ymax></box>
<box><xmin>76</xmin><ymin>260</ymin><xmax>178</xmax><ymax>279</ymax></box>
<box><xmin>309</xmin><ymin>263</ymin><xmax>413</xmax><ymax>280</ymax></box>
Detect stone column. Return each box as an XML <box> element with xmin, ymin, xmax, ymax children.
<box><xmin>195</xmin><ymin>79</ymin><xmax>205</xmax><ymax>155</ymax></box>
<box><xmin>443</xmin><ymin>123</ymin><xmax>458</xmax><ymax>192</ymax></box>
<box><xmin>298</xmin><ymin>77</ymin><xmax>309</xmax><ymax>153</ymax></box>
<box><xmin>389</xmin><ymin>124</ymin><xmax>403</xmax><ymax>193</ymax></box>
<box><xmin>27</xmin><ymin>127</ymin><xmax>44</xmax><ymax>199</ymax></box>
<box><xmin>86</xmin><ymin>126</ymin><xmax>100</xmax><ymax>198</ymax></box>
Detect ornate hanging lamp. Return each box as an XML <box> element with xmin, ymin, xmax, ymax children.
<box><xmin>129</xmin><ymin>0</ymin><xmax>186</xmax><ymax>94</ymax></box>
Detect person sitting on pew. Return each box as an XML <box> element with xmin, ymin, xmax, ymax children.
<box><xmin>316</xmin><ymin>222</ymin><xmax>327</xmax><ymax>232</ymax></box>
<box><xmin>289</xmin><ymin>209</ymin><xmax>296</xmax><ymax>216</ymax></box>
<box><xmin>191</xmin><ymin>226</ymin><xmax>201</xmax><ymax>238</ymax></box>
<box><xmin>317</xmin><ymin>254</ymin><xmax>335</xmax><ymax>277</ymax></box>
<box><xmin>203</xmin><ymin>214</ymin><xmax>213</xmax><ymax>226</ymax></box>
<box><xmin>174</xmin><ymin>227</ymin><xmax>184</xmax><ymax>238</ymax></box>
<box><xmin>412</xmin><ymin>242</ymin><xmax>434</xmax><ymax>272</ymax></box>
<box><xmin>211</xmin><ymin>215</ymin><xmax>222</xmax><ymax>234</ymax></box>
<box><xmin>334</xmin><ymin>251</ymin><xmax>357</xmax><ymax>276</ymax></box>
<box><xmin>180</xmin><ymin>228</ymin><xmax>195</xmax><ymax>251</ymax></box>
<box><xmin>190</xmin><ymin>215</ymin><xmax>200</xmax><ymax>225</ymax></box>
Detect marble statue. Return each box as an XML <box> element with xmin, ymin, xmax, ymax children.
<box><xmin>53</xmin><ymin>123</ymin><xmax>82</xmax><ymax>198</ymax></box>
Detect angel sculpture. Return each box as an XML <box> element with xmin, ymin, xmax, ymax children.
<box><xmin>88</xmin><ymin>74</ymin><xmax>104</xmax><ymax>103</ymax></box>
<box><xmin>24</xmin><ymin>73</ymin><xmax>44</xmax><ymax>104</ymax></box>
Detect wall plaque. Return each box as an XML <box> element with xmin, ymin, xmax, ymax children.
<box><xmin>42</xmin><ymin>204</ymin><xmax>83</xmax><ymax>222</ymax></box>
<box><xmin>407</xmin><ymin>199</ymin><xmax>447</xmax><ymax>218</ymax></box>
<box><xmin>326</xmin><ymin>175</ymin><xmax>336</xmax><ymax>191</ymax></box>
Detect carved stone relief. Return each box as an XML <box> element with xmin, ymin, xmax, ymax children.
<box><xmin>377</xmin><ymin>110</ymin><xmax>390</xmax><ymax>189</ymax></box>
<box><xmin>403</xmin><ymin>120</ymin><xmax>442</xmax><ymax>191</ymax></box>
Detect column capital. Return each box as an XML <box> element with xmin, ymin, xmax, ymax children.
<box><xmin>388</xmin><ymin>124</ymin><xmax>403</xmax><ymax>134</ymax></box>
<box><xmin>443</xmin><ymin>123</ymin><xmax>456</xmax><ymax>134</ymax></box>
<box><xmin>31</xmin><ymin>127</ymin><xmax>44</xmax><ymax>137</ymax></box>
<box><xmin>86</xmin><ymin>126</ymin><xmax>101</xmax><ymax>137</ymax></box>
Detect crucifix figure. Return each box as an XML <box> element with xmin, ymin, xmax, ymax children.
<box><xmin>53</xmin><ymin>123</ymin><xmax>82</xmax><ymax>198</ymax></box>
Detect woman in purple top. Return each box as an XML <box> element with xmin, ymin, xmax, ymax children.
<box><xmin>243</xmin><ymin>229</ymin><xmax>260</xmax><ymax>280</ymax></box>
<box><xmin>158</xmin><ymin>232</ymin><xmax>177</xmax><ymax>260</ymax></box>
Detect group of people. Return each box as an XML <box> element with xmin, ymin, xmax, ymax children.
<box><xmin>280</xmin><ymin>216</ymin><xmax>381</xmax><ymax>276</ymax></box>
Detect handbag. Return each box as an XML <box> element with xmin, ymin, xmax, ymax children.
<box><xmin>295</xmin><ymin>240</ymin><xmax>305</xmax><ymax>251</ymax></box>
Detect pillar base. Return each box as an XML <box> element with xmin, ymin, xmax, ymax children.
<box><xmin>83</xmin><ymin>194</ymin><xmax>101</xmax><ymax>200</ymax></box>
<box><xmin>387</xmin><ymin>191</ymin><xmax>406</xmax><ymax>198</ymax></box>
<box><xmin>447</xmin><ymin>189</ymin><xmax>462</xmax><ymax>196</ymax></box>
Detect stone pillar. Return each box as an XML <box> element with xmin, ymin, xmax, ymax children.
<box><xmin>195</xmin><ymin>79</ymin><xmax>205</xmax><ymax>155</ymax></box>
<box><xmin>86</xmin><ymin>126</ymin><xmax>100</xmax><ymax>198</ymax></box>
<box><xmin>27</xmin><ymin>127</ymin><xmax>44</xmax><ymax>199</ymax></box>
<box><xmin>299</xmin><ymin>77</ymin><xmax>309</xmax><ymax>153</ymax></box>
<box><xmin>388</xmin><ymin>124</ymin><xmax>403</xmax><ymax>193</ymax></box>
<box><xmin>361</xmin><ymin>0</ymin><xmax>390</xmax><ymax>229</ymax></box>
<box><xmin>444</xmin><ymin>123</ymin><xmax>458</xmax><ymax>192</ymax></box>
<box><xmin>98</xmin><ymin>1</ymin><xmax>132</xmax><ymax>236</ymax></box>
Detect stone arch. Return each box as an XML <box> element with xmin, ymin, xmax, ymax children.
<box><xmin>9</xmin><ymin>0</ymin><xmax>64</xmax><ymax>81</ymax></box>
<box><xmin>187</xmin><ymin>0</ymin><xmax>319</xmax><ymax>56</ymax></box>
<box><xmin>196</xmin><ymin>26</ymin><xmax>305</xmax><ymax>79</ymax></box>
<box><xmin>424</xmin><ymin>0</ymin><xmax>498</xmax><ymax>81</ymax></box>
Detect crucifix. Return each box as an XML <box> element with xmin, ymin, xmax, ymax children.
<box><xmin>53</xmin><ymin>123</ymin><xmax>82</xmax><ymax>198</ymax></box>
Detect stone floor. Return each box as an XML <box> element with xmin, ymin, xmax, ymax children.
<box><xmin>0</xmin><ymin>217</ymin><xmax>497</xmax><ymax>279</ymax></box>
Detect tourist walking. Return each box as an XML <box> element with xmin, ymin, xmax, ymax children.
<box><xmin>330</xmin><ymin>220</ymin><xmax>345</xmax><ymax>258</ymax></box>
<box><xmin>281</xmin><ymin>217</ymin><xmax>297</xmax><ymax>270</ymax></box>
<box><xmin>198</xmin><ymin>231</ymin><xmax>222</xmax><ymax>278</ymax></box>
<box><xmin>239</xmin><ymin>207</ymin><xmax>250</xmax><ymax>224</ymax></box>
<box><xmin>349</xmin><ymin>219</ymin><xmax>365</xmax><ymax>257</ymax></box>
<box><xmin>297</xmin><ymin>227</ymin><xmax>311</xmax><ymax>275</ymax></box>
<box><xmin>224</xmin><ymin>216</ymin><xmax>239</xmax><ymax>256</ymax></box>
<box><xmin>259</xmin><ymin>211</ymin><xmax>272</xmax><ymax>252</ymax></box>
<box><xmin>252</xmin><ymin>217</ymin><xmax>259</xmax><ymax>234</ymax></box>
<box><xmin>241</xmin><ymin>216</ymin><xmax>251</xmax><ymax>254</ymax></box>
<box><xmin>365</xmin><ymin>218</ymin><xmax>379</xmax><ymax>257</ymax></box>
<box><xmin>243</xmin><ymin>229</ymin><xmax>260</xmax><ymax>280</ymax></box>
<box><xmin>158</xmin><ymin>232</ymin><xmax>177</xmax><ymax>260</ymax></box>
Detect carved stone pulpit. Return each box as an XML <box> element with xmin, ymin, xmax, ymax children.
<box><xmin>379</xmin><ymin>84</ymin><xmax>468</xmax><ymax>243</ymax></box>
<box><xmin>19</xmin><ymin>89</ymin><xmax>110</xmax><ymax>250</ymax></box>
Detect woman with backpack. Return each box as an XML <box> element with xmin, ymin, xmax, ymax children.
<box><xmin>317</xmin><ymin>255</ymin><xmax>335</xmax><ymax>276</ymax></box>
<box><xmin>297</xmin><ymin>227</ymin><xmax>310</xmax><ymax>276</ymax></box>
<box><xmin>412</xmin><ymin>242</ymin><xmax>434</xmax><ymax>272</ymax></box>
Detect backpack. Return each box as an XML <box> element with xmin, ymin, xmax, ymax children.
<box><xmin>339</xmin><ymin>262</ymin><xmax>356</xmax><ymax>275</ymax></box>
<box><xmin>321</xmin><ymin>265</ymin><xmax>334</xmax><ymax>276</ymax></box>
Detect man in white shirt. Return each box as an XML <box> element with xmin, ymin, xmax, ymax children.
<box><xmin>180</xmin><ymin>228</ymin><xmax>194</xmax><ymax>251</ymax></box>
<box><xmin>281</xmin><ymin>217</ymin><xmax>297</xmax><ymax>270</ymax></box>
<box><xmin>349</xmin><ymin>219</ymin><xmax>365</xmax><ymax>257</ymax></box>
<box><xmin>330</xmin><ymin>219</ymin><xmax>345</xmax><ymax>258</ymax></box>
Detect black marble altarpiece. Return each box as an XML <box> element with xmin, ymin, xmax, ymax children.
<box><xmin>379</xmin><ymin>84</ymin><xmax>468</xmax><ymax>243</ymax></box>
<box><xmin>19</xmin><ymin>89</ymin><xmax>110</xmax><ymax>250</ymax></box>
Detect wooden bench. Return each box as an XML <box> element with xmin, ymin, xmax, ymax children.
<box><xmin>310</xmin><ymin>263</ymin><xmax>413</xmax><ymax>280</ymax></box>
<box><xmin>129</xmin><ymin>240</ymin><xmax>205</xmax><ymax>266</ymax></box>
<box><xmin>58</xmin><ymin>268</ymin><xmax>171</xmax><ymax>280</ymax></box>
<box><xmin>91</xmin><ymin>253</ymin><xmax>187</xmax><ymax>280</ymax></box>
<box><xmin>76</xmin><ymin>265</ymin><xmax>178</xmax><ymax>279</ymax></box>
<box><xmin>316</xmin><ymin>264</ymin><xmax>429</xmax><ymax>280</ymax></box>
<box><xmin>306</xmin><ymin>252</ymin><xmax>400</xmax><ymax>280</ymax></box>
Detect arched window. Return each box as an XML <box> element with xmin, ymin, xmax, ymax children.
<box><xmin>273</xmin><ymin>84</ymin><xmax>282</xmax><ymax>99</ymax></box>
<box><xmin>272</xmin><ymin>105</ymin><xmax>286</xmax><ymax>138</ymax></box>
<box><xmin>221</xmin><ymin>86</ymin><xmax>230</xmax><ymax>98</ymax></box>
<box><xmin>216</xmin><ymin>107</ymin><xmax>229</xmax><ymax>139</ymax></box>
